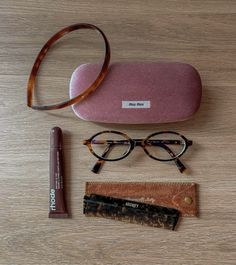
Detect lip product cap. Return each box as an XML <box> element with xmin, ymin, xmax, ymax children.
<box><xmin>50</xmin><ymin>127</ymin><xmax>63</xmax><ymax>149</ymax></box>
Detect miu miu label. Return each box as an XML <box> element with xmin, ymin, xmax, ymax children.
<box><xmin>122</xmin><ymin>101</ymin><xmax>151</xmax><ymax>109</ymax></box>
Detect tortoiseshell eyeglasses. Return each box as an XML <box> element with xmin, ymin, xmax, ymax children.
<box><xmin>83</xmin><ymin>130</ymin><xmax>192</xmax><ymax>174</ymax></box>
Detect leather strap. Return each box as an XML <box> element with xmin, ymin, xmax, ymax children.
<box><xmin>27</xmin><ymin>23</ymin><xmax>110</xmax><ymax>110</ymax></box>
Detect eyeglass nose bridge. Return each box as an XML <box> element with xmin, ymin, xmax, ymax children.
<box><xmin>131</xmin><ymin>139</ymin><xmax>146</xmax><ymax>148</ymax></box>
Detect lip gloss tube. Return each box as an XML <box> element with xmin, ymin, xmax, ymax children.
<box><xmin>49</xmin><ymin>127</ymin><xmax>68</xmax><ymax>218</ymax></box>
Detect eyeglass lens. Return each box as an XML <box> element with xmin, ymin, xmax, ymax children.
<box><xmin>145</xmin><ymin>132</ymin><xmax>186</xmax><ymax>160</ymax></box>
<box><xmin>91</xmin><ymin>132</ymin><xmax>131</xmax><ymax>160</ymax></box>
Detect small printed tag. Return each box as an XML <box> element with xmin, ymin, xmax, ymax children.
<box><xmin>122</xmin><ymin>101</ymin><xmax>151</xmax><ymax>109</ymax></box>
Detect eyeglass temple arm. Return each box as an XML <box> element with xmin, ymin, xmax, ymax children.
<box><xmin>147</xmin><ymin>139</ymin><xmax>192</xmax><ymax>146</ymax></box>
<box><xmin>93</xmin><ymin>139</ymin><xmax>191</xmax><ymax>145</ymax></box>
<box><xmin>158</xmin><ymin>143</ymin><xmax>186</xmax><ymax>173</ymax></box>
<box><xmin>91</xmin><ymin>143</ymin><xmax>114</xmax><ymax>174</ymax></box>
<box><xmin>174</xmin><ymin>159</ymin><xmax>186</xmax><ymax>173</ymax></box>
<box><xmin>90</xmin><ymin>139</ymin><xmax>189</xmax><ymax>174</ymax></box>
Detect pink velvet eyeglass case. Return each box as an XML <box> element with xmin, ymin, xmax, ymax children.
<box><xmin>69</xmin><ymin>62</ymin><xmax>202</xmax><ymax>124</ymax></box>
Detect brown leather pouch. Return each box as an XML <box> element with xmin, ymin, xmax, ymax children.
<box><xmin>85</xmin><ymin>182</ymin><xmax>198</xmax><ymax>217</ymax></box>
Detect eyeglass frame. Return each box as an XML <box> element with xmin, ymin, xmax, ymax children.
<box><xmin>83</xmin><ymin>130</ymin><xmax>192</xmax><ymax>174</ymax></box>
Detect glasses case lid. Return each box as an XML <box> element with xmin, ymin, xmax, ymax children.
<box><xmin>69</xmin><ymin>62</ymin><xmax>202</xmax><ymax>124</ymax></box>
